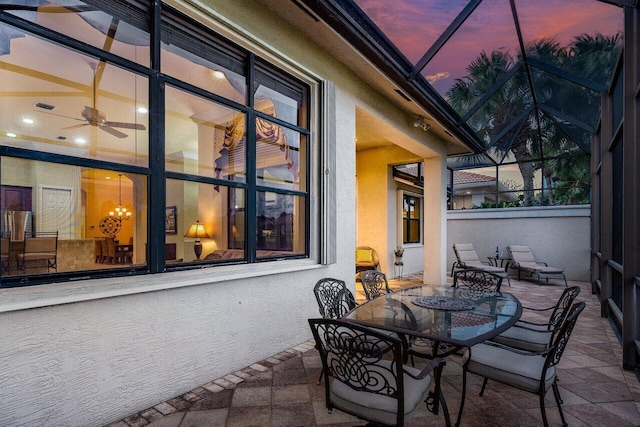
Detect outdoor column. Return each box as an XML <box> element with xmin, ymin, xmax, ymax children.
<box><xmin>422</xmin><ymin>156</ymin><xmax>446</xmax><ymax>285</ymax></box>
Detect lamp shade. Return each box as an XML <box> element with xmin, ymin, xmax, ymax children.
<box><xmin>184</xmin><ymin>221</ymin><xmax>210</xmax><ymax>239</ymax></box>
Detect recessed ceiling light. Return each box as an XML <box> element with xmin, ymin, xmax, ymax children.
<box><xmin>75</xmin><ymin>137</ymin><xmax>86</xmax><ymax>144</ymax></box>
<box><xmin>213</xmin><ymin>70</ymin><xmax>225</xmax><ymax>79</ymax></box>
<box><xmin>34</xmin><ymin>102</ymin><xmax>55</xmax><ymax>110</ymax></box>
<box><xmin>105</xmin><ymin>176</ymin><xmax>112</xmax><ymax>180</ymax></box>
<box><xmin>6</xmin><ymin>132</ymin><xmax>16</xmax><ymax>138</ymax></box>
<box><xmin>137</xmin><ymin>106</ymin><xmax>148</xmax><ymax>114</ymax></box>
<box><xmin>22</xmin><ymin>118</ymin><xmax>34</xmax><ymax>124</ymax></box>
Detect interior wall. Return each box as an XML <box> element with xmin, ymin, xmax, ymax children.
<box><xmin>447</xmin><ymin>206</ymin><xmax>591</xmax><ymax>281</ymax></box>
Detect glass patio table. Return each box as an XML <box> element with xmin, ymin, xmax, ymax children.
<box><xmin>344</xmin><ymin>284</ymin><xmax>522</xmax><ymax>354</ymax></box>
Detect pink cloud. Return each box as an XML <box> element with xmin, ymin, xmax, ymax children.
<box><xmin>355</xmin><ymin>0</ymin><xmax>623</xmax><ymax>95</ymax></box>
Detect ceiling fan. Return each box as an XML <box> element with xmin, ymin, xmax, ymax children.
<box><xmin>39</xmin><ymin>105</ymin><xmax>147</xmax><ymax>139</ymax></box>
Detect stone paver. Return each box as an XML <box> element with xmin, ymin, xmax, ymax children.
<box><xmin>112</xmin><ymin>275</ymin><xmax>639</xmax><ymax>427</ymax></box>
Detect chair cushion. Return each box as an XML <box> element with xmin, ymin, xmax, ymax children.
<box><xmin>517</xmin><ymin>262</ymin><xmax>564</xmax><ymax>274</ymax></box>
<box><xmin>331</xmin><ymin>359</ymin><xmax>431</xmax><ymax>425</ymax></box>
<box><xmin>464</xmin><ymin>343</ymin><xmax>555</xmax><ymax>394</ymax></box>
<box><xmin>18</xmin><ymin>252</ymin><xmax>56</xmax><ymax>261</ymax></box>
<box><xmin>464</xmin><ymin>261</ymin><xmax>506</xmax><ymax>274</ymax></box>
<box><xmin>492</xmin><ymin>325</ymin><xmax>552</xmax><ymax>352</ymax></box>
<box><xmin>455</xmin><ymin>244</ymin><xmax>480</xmax><ymax>263</ymax></box>
<box><xmin>356</xmin><ymin>249</ymin><xmax>373</xmax><ymax>263</ymax></box>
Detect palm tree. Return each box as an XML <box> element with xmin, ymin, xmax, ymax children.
<box><xmin>447</xmin><ymin>34</ymin><xmax>621</xmax><ymax>207</ymax></box>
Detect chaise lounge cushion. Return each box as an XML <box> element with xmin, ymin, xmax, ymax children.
<box><xmin>454</xmin><ymin>243</ymin><xmax>506</xmax><ymax>274</ymax></box>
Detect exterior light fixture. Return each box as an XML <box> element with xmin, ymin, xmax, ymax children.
<box><xmin>413</xmin><ymin>115</ymin><xmax>431</xmax><ymax>132</ymax></box>
<box><xmin>184</xmin><ymin>220</ymin><xmax>210</xmax><ymax>260</ymax></box>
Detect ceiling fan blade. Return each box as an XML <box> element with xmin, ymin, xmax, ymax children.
<box><xmin>104</xmin><ymin>121</ymin><xmax>147</xmax><ymax>131</ymax></box>
<box><xmin>62</xmin><ymin>123</ymin><xmax>90</xmax><ymax>130</ymax></box>
<box><xmin>35</xmin><ymin>110</ymin><xmax>86</xmax><ymax>122</ymax></box>
<box><xmin>100</xmin><ymin>125</ymin><xmax>128</xmax><ymax>139</ymax></box>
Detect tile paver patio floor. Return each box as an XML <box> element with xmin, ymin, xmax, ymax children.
<box><xmin>110</xmin><ymin>274</ymin><xmax>640</xmax><ymax>427</ymax></box>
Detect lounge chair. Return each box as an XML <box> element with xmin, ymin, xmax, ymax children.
<box><xmin>507</xmin><ymin>245</ymin><xmax>567</xmax><ymax>287</ymax></box>
<box><xmin>452</xmin><ymin>243</ymin><xmax>510</xmax><ymax>286</ymax></box>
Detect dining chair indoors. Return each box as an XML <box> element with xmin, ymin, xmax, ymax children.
<box><xmin>309</xmin><ymin>317</ymin><xmax>451</xmax><ymax>427</ymax></box>
<box><xmin>360</xmin><ymin>269</ymin><xmax>391</xmax><ymax>301</ymax></box>
<box><xmin>492</xmin><ymin>286</ymin><xmax>581</xmax><ymax>352</ymax></box>
<box><xmin>456</xmin><ymin>302</ymin><xmax>586</xmax><ymax>427</ymax></box>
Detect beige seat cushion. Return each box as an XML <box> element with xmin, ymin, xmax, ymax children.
<box><xmin>330</xmin><ymin>359</ymin><xmax>431</xmax><ymax>425</ymax></box>
<box><xmin>492</xmin><ymin>324</ymin><xmax>552</xmax><ymax>352</ymax></box>
<box><xmin>464</xmin><ymin>343</ymin><xmax>555</xmax><ymax>394</ymax></box>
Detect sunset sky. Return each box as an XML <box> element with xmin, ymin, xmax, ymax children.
<box><xmin>354</xmin><ymin>0</ymin><xmax>623</xmax><ymax>95</ymax></box>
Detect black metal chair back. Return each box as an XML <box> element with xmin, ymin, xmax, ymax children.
<box><xmin>546</xmin><ymin>286</ymin><xmax>581</xmax><ymax>332</ymax></box>
<box><xmin>308</xmin><ymin>317</ymin><xmax>450</xmax><ymax>426</ymax></box>
<box><xmin>453</xmin><ymin>269</ymin><xmax>503</xmax><ymax>292</ymax></box>
<box><xmin>313</xmin><ymin>278</ymin><xmax>356</xmax><ymax>319</ymax></box>
<box><xmin>360</xmin><ymin>270</ymin><xmax>391</xmax><ymax>301</ymax></box>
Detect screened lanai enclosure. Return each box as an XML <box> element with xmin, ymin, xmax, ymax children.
<box><xmin>296</xmin><ymin>0</ymin><xmax>640</xmax><ymax>371</ymax></box>
<box><xmin>352</xmin><ymin>0</ymin><xmax>625</xmax><ymax>209</ymax></box>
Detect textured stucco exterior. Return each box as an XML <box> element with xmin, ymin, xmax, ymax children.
<box><xmin>0</xmin><ymin>1</ymin><xmax>448</xmax><ymax>425</ymax></box>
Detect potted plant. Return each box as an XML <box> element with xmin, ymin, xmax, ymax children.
<box><xmin>393</xmin><ymin>247</ymin><xmax>404</xmax><ymax>265</ymax></box>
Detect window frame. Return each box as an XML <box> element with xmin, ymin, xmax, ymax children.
<box><xmin>0</xmin><ymin>1</ymin><xmax>315</xmax><ymax>288</ymax></box>
<box><xmin>400</xmin><ymin>191</ymin><xmax>423</xmax><ymax>245</ymax></box>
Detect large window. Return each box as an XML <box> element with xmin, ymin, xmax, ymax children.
<box><xmin>0</xmin><ymin>1</ymin><xmax>311</xmax><ymax>287</ymax></box>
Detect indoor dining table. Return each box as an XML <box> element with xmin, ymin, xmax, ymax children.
<box><xmin>344</xmin><ymin>284</ymin><xmax>522</xmax><ymax>356</ymax></box>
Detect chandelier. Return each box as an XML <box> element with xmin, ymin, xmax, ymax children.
<box><xmin>109</xmin><ymin>174</ymin><xmax>131</xmax><ymax>220</ymax></box>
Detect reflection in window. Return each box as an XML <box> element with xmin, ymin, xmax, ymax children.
<box><xmin>161</xmin><ymin>15</ymin><xmax>246</xmax><ymax>103</ymax></box>
<box><xmin>0</xmin><ymin>22</ymin><xmax>149</xmax><ymax>166</ymax></box>
<box><xmin>1</xmin><ymin>157</ymin><xmax>147</xmax><ymax>277</ymax></box>
<box><xmin>256</xmin><ymin>191</ymin><xmax>305</xmax><ymax>257</ymax></box>
<box><xmin>0</xmin><ymin>1</ymin><xmax>311</xmax><ymax>286</ymax></box>
<box><xmin>3</xmin><ymin>0</ymin><xmax>151</xmax><ymax>66</ymax></box>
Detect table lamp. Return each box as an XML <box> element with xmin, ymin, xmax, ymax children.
<box><xmin>184</xmin><ymin>220</ymin><xmax>210</xmax><ymax>260</ymax></box>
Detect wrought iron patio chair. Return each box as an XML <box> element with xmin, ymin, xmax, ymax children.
<box><xmin>453</xmin><ymin>269</ymin><xmax>503</xmax><ymax>292</ymax></box>
<box><xmin>406</xmin><ymin>270</ymin><xmax>504</xmax><ymax>366</ymax></box>
<box><xmin>492</xmin><ymin>286</ymin><xmax>581</xmax><ymax>352</ymax></box>
<box><xmin>313</xmin><ymin>278</ymin><xmax>357</xmax><ymax>384</ymax></box>
<box><xmin>456</xmin><ymin>302</ymin><xmax>586</xmax><ymax>427</ymax></box>
<box><xmin>313</xmin><ymin>278</ymin><xmax>356</xmax><ymax>320</ymax></box>
<box><xmin>507</xmin><ymin>245</ymin><xmax>567</xmax><ymax>287</ymax></box>
<box><xmin>309</xmin><ymin>317</ymin><xmax>451</xmax><ymax>426</ymax></box>
<box><xmin>360</xmin><ymin>269</ymin><xmax>391</xmax><ymax>301</ymax></box>
<box><xmin>452</xmin><ymin>243</ymin><xmax>510</xmax><ymax>286</ymax></box>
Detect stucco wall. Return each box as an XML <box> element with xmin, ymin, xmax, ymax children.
<box><xmin>447</xmin><ymin>206</ymin><xmax>591</xmax><ymax>281</ymax></box>
<box><xmin>0</xmin><ymin>1</ymin><xmax>448</xmax><ymax>425</ymax></box>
